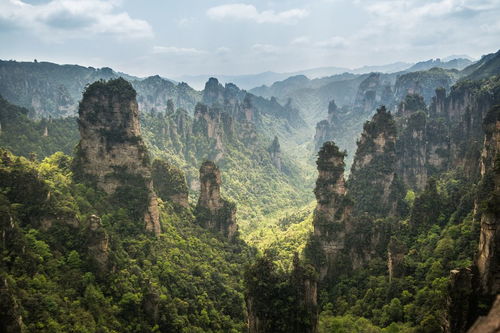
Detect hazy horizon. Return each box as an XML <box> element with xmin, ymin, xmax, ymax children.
<box><xmin>1</xmin><ymin>0</ymin><xmax>500</xmax><ymax>79</ymax></box>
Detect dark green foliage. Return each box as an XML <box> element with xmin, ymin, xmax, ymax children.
<box><xmin>151</xmin><ymin>159</ymin><xmax>188</xmax><ymax>203</ymax></box>
<box><xmin>244</xmin><ymin>253</ymin><xmax>317</xmax><ymax>333</ymax></box>
<box><xmin>82</xmin><ymin>78</ymin><xmax>136</xmax><ymax>104</ymax></box>
<box><xmin>399</xmin><ymin>94</ymin><xmax>427</xmax><ymax>113</ymax></box>
<box><xmin>0</xmin><ymin>96</ymin><xmax>79</xmax><ymax>158</ymax></box>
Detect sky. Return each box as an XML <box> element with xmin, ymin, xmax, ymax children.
<box><xmin>0</xmin><ymin>0</ymin><xmax>499</xmax><ymax>79</ymax></box>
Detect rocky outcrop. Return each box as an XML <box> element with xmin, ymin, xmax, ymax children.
<box><xmin>234</xmin><ymin>95</ymin><xmax>259</xmax><ymax>144</ymax></box>
<box><xmin>152</xmin><ymin>159</ymin><xmax>189</xmax><ymax>208</ymax></box>
<box><xmin>394</xmin><ymin>68</ymin><xmax>456</xmax><ymax>104</ymax></box>
<box><xmin>313</xmin><ymin>100</ymin><xmax>339</xmax><ymax>152</ymax></box>
<box><xmin>348</xmin><ymin>106</ymin><xmax>406</xmax><ymax>217</ymax></box>
<box><xmin>193</xmin><ymin>103</ymin><xmax>234</xmax><ymax>162</ymax></box>
<box><xmin>85</xmin><ymin>214</ymin><xmax>110</xmax><ymax>273</ymax></box>
<box><xmin>467</xmin><ymin>295</ymin><xmax>500</xmax><ymax>333</ymax></box>
<box><xmin>133</xmin><ymin>75</ymin><xmax>201</xmax><ymax>114</ymax></box>
<box><xmin>202</xmin><ymin>77</ymin><xmax>226</xmax><ymax>106</ymax></box>
<box><xmin>394</xmin><ymin>93</ymin><xmax>452</xmax><ymax>190</ymax></box>
<box><xmin>195</xmin><ymin>161</ymin><xmax>237</xmax><ymax>238</ymax></box>
<box><xmin>309</xmin><ymin>141</ymin><xmax>350</xmax><ymax>279</ymax></box>
<box><xmin>268</xmin><ymin>136</ymin><xmax>282</xmax><ymax>171</ymax></box>
<box><xmin>476</xmin><ymin>105</ymin><xmax>500</xmax><ymax>295</ymax></box>
<box><xmin>73</xmin><ymin>78</ymin><xmax>161</xmax><ymax>235</ymax></box>
<box><xmin>447</xmin><ymin>268</ymin><xmax>478</xmax><ymax>333</ymax></box>
<box><xmin>354</xmin><ymin>73</ymin><xmax>381</xmax><ymax>114</ymax></box>
<box><xmin>388</xmin><ymin>237</ymin><xmax>407</xmax><ymax>281</ymax></box>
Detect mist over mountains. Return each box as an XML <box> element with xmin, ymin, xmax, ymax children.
<box><xmin>177</xmin><ymin>57</ymin><xmax>474</xmax><ymax>90</ymax></box>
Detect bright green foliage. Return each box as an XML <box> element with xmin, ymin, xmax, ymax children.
<box><xmin>0</xmin><ymin>149</ymin><xmax>252</xmax><ymax>332</ymax></box>
<box><xmin>140</xmin><ymin>107</ymin><xmax>314</xmax><ymax>233</ymax></box>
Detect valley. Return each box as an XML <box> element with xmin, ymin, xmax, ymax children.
<box><xmin>0</xmin><ymin>48</ymin><xmax>499</xmax><ymax>333</ymax></box>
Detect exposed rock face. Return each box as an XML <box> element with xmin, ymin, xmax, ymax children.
<box><xmin>193</xmin><ymin>103</ymin><xmax>234</xmax><ymax>162</ymax></box>
<box><xmin>354</xmin><ymin>73</ymin><xmax>381</xmax><ymax>114</ymax></box>
<box><xmin>268</xmin><ymin>136</ymin><xmax>282</xmax><ymax>171</ymax></box>
<box><xmin>394</xmin><ymin>93</ymin><xmax>451</xmax><ymax>191</ymax></box>
<box><xmin>388</xmin><ymin>237</ymin><xmax>407</xmax><ymax>281</ymax></box>
<box><xmin>202</xmin><ymin>77</ymin><xmax>227</xmax><ymax>106</ymax></box>
<box><xmin>310</xmin><ymin>141</ymin><xmax>349</xmax><ymax>279</ymax></box>
<box><xmin>429</xmin><ymin>87</ymin><xmax>447</xmax><ymax>118</ymax></box>
<box><xmin>394</xmin><ymin>68</ymin><xmax>456</xmax><ymax>104</ymax></box>
<box><xmin>85</xmin><ymin>214</ymin><xmax>110</xmax><ymax>273</ymax></box>
<box><xmin>133</xmin><ymin>75</ymin><xmax>201</xmax><ymax>114</ymax></box>
<box><xmin>152</xmin><ymin>159</ymin><xmax>189</xmax><ymax>208</ymax></box>
<box><xmin>447</xmin><ymin>268</ymin><xmax>478</xmax><ymax>333</ymax></box>
<box><xmin>467</xmin><ymin>295</ymin><xmax>500</xmax><ymax>333</ymax></box>
<box><xmin>348</xmin><ymin>106</ymin><xmax>406</xmax><ymax>217</ymax></box>
<box><xmin>476</xmin><ymin>105</ymin><xmax>500</xmax><ymax>295</ymax></box>
<box><xmin>236</xmin><ymin>95</ymin><xmax>259</xmax><ymax>144</ymax></box>
<box><xmin>195</xmin><ymin>161</ymin><xmax>237</xmax><ymax>238</ymax></box>
<box><xmin>313</xmin><ymin>100</ymin><xmax>339</xmax><ymax>152</ymax></box>
<box><xmin>73</xmin><ymin>78</ymin><xmax>161</xmax><ymax>235</ymax></box>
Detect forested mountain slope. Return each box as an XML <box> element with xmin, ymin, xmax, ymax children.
<box><xmin>245</xmin><ymin>57</ymin><xmax>500</xmax><ymax>332</ymax></box>
<box><xmin>0</xmin><ymin>79</ymin><xmax>254</xmax><ymax>332</ymax></box>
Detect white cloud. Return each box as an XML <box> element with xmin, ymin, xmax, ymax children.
<box><xmin>153</xmin><ymin>46</ymin><xmax>207</xmax><ymax>55</ymax></box>
<box><xmin>251</xmin><ymin>43</ymin><xmax>280</xmax><ymax>54</ymax></box>
<box><xmin>207</xmin><ymin>3</ymin><xmax>308</xmax><ymax>24</ymax></box>
<box><xmin>0</xmin><ymin>0</ymin><xmax>153</xmax><ymax>40</ymax></box>
<box><xmin>316</xmin><ymin>36</ymin><xmax>347</xmax><ymax>48</ymax></box>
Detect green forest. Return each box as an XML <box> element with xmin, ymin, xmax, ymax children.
<box><xmin>1</xmin><ymin>43</ymin><xmax>500</xmax><ymax>333</ymax></box>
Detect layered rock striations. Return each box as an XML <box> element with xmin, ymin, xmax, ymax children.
<box><xmin>313</xmin><ymin>100</ymin><xmax>340</xmax><ymax>152</ymax></box>
<box><xmin>73</xmin><ymin>78</ymin><xmax>161</xmax><ymax>235</ymax></box>
<box><xmin>394</xmin><ymin>93</ymin><xmax>450</xmax><ymax>191</ymax></box>
<box><xmin>192</xmin><ymin>103</ymin><xmax>234</xmax><ymax>162</ymax></box>
<box><xmin>476</xmin><ymin>105</ymin><xmax>500</xmax><ymax>296</ymax></box>
<box><xmin>308</xmin><ymin>141</ymin><xmax>350</xmax><ymax>280</ymax></box>
<box><xmin>195</xmin><ymin>161</ymin><xmax>237</xmax><ymax>238</ymax></box>
<box><xmin>348</xmin><ymin>106</ymin><xmax>406</xmax><ymax>218</ymax></box>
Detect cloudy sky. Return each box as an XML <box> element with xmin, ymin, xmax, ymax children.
<box><xmin>0</xmin><ymin>0</ymin><xmax>499</xmax><ymax>78</ymax></box>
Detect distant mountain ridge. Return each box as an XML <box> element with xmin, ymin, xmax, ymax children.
<box><xmin>178</xmin><ymin>57</ymin><xmax>472</xmax><ymax>90</ymax></box>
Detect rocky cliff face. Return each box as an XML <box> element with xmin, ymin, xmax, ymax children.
<box><xmin>348</xmin><ymin>106</ymin><xmax>406</xmax><ymax>217</ymax></box>
<box><xmin>476</xmin><ymin>105</ymin><xmax>500</xmax><ymax>295</ymax></box>
<box><xmin>394</xmin><ymin>68</ymin><xmax>457</xmax><ymax>104</ymax></box>
<box><xmin>388</xmin><ymin>237</ymin><xmax>407</xmax><ymax>281</ymax></box>
<box><xmin>354</xmin><ymin>73</ymin><xmax>381</xmax><ymax>114</ymax></box>
<box><xmin>85</xmin><ymin>214</ymin><xmax>110</xmax><ymax>273</ymax></box>
<box><xmin>309</xmin><ymin>141</ymin><xmax>350</xmax><ymax>279</ymax></box>
<box><xmin>133</xmin><ymin>75</ymin><xmax>201</xmax><ymax>114</ymax></box>
<box><xmin>193</xmin><ymin>103</ymin><xmax>234</xmax><ymax>162</ymax></box>
<box><xmin>195</xmin><ymin>161</ymin><xmax>237</xmax><ymax>238</ymax></box>
<box><xmin>447</xmin><ymin>267</ymin><xmax>478</xmax><ymax>333</ymax></box>
<box><xmin>467</xmin><ymin>295</ymin><xmax>500</xmax><ymax>333</ymax></box>
<box><xmin>313</xmin><ymin>100</ymin><xmax>340</xmax><ymax>152</ymax></box>
<box><xmin>73</xmin><ymin>78</ymin><xmax>161</xmax><ymax>235</ymax></box>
